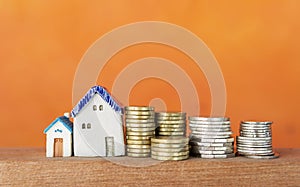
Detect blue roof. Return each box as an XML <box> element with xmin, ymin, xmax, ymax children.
<box><xmin>44</xmin><ymin>116</ymin><xmax>73</xmax><ymax>133</ymax></box>
<box><xmin>71</xmin><ymin>85</ymin><xmax>122</xmax><ymax>117</ymax></box>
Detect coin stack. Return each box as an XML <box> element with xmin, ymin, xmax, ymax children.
<box><xmin>237</xmin><ymin>121</ymin><xmax>279</xmax><ymax>159</ymax></box>
<box><xmin>189</xmin><ymin>117</ymin><xmax>235</xmax><ymax>159</ymax></box>
<box><xmin>155</xmin><ymin>112</ymin><xmax>186</xmax><ymax>136</ymax></box>
<box><xmin>151</xmin><ymin>136</ymin><xmax>189</xmax><ymax>161</ymax></box>
<box><xmin>124</xmin><ymin>106</ymin><xmax>155</xmax><ymax>158</ymax></box>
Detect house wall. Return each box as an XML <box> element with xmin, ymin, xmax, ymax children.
<box><xmin>73</xmin><ymin>94</ymin><xmax>125</xmax><ymax>157</ymax></box>
<box><xmin>46</xmin><ymin>121</ymin><xmax>72</xmax><ymax>157</ymax></box>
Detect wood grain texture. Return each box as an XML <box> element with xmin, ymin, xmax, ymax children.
<box><xmin>0</xmin><ymin>148</ymin><xmax>299</xmax><ymax>186</ymax></box>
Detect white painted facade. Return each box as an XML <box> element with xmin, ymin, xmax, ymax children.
<box><xmin>45</xmin><ymin>121</ymin><xmax>72</xmax><ymax>157</ymax></box>
<box><xmin>73</xmin><ymin>93</ymin><xmax>125</xmax><ymax>157</ymax></box>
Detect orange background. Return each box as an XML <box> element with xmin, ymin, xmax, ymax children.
<box><xmin>0</xmin><ymin>0</ymin><xmax>299</xmax><ymax>148</ymax></box>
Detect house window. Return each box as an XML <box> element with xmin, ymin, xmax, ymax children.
<box><xmin>87</xmin><ymin>123</ymin><xmax>91</xmax><ymax>129</ymax></box>
<box><xmin>99</xmin><ymin>105</ymin><xmax>103</xmax><ymax>111</ymax></box>
<box><xmin>93</xmin><ymin>105</ymin><xmax>97</xmax><ymax>111</ymax></box>
<box><xmin>82</xmin><ymin>123</ymin><xmax>86</xmax><ymax>129</ymax></box>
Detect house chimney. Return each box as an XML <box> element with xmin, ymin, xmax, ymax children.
<box><xmin>64</xmin><ymin>112</ymin><xmax>70</xmax><ymax>118</ymax></box>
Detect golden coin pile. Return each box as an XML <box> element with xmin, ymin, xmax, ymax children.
<box><xmin>155</xmin><ymin>112</ymin><xmax>186</xmax><ymax>136</ymax></box>
<box><xmin>151</xmin><ymin>136</ymin><xmax>189</xmax><ymax>161</ymax></box>
<box><xmin>125</xmin><ymin>106</ymin><xmax>155</xmax><ymax>157</ymax></box>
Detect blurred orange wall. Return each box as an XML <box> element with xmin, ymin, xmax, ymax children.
<box><xmin>0</xmin><ymin>0</ymin><xmax>299</xmax><ymax>147</ymax></box>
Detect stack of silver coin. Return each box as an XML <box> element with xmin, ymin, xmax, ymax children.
<box><xmin>155</xmin><ymin>112</ymin><xmax>186</xmax><ymax>136</ymax></box>
<box><xmin>237</xmin><ymin>121</ymin><xmax>279</xmax><ymax>159</ymax></box>
<box><xmin>189</xmin><ymin>117</ymin><xmax>235</xmax><ymax>159</ymax></box>
<box><xmin>124</xmin><ymin>106</ymin><xmax>155</xmax><ymax>157</ymax></box>
<box><xmin>151</xmin><ymin>136</ymin><xmax>189</xmax><ymax>161</ymax></box>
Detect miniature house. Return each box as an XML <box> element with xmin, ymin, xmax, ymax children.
<box><xmin>44</xmin><ymin>114</ymin><xmax>73</xmax><ymax>157</ymax></box>
<box><xmin>71</xmin><ymin>85</ymin><xmax>125</xmax><ymax>157</ymax></box>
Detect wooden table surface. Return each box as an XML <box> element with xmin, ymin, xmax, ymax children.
<box><xmin>0</xmin><ymin>148</ymin><xmax>299</xmax><ymax>186</ymax></box>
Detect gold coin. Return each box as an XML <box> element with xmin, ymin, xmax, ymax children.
<box><xmin>155</xmin><ymin>112</ymin><xmax>186</xmax><ymax>117</ymax></box>
<box><xmin>151</xmin><ymin>150</ymin><xmax>189</xmax><ymax>157</ymax></box>
<box><xmin>127</xmin><ymin>148</ymin><xmax>151</xmax><ymax>153</ymax></box>
<box><xmin>125</xmin><ymin>111</ymin><xmax>154</xmax><ymax>116</ymax></box>
<box><xmin>151</xmin><ymin>154</ymin><xmax>189</xmax><ymax>161</ymax></box>
<box><xmin>127</xmin><ymin>139</ymin><xmax>151</xmax><ymax>145</ymax></box>
<box><xmin>151</xmin><ymin>136</ymin><xmax>188</xmax><ymax>144</ymax></box>
<box><xmin>125</xmin><ymin>123</ymin><xmax>155</xmax><ymax>128</ymax></box>
<box><xmin>158</xmin><ymin>131</ymin><xmax>185</xmax><ymax>136</ymax></box>
<box><xmin>158</xmin><ymin>124</ymin><xmax>186</xmax><ymax>128</ymax></box>
<box><xmin>156</xmin><ymin>116</ymin><xmax>186</xmax><ymax>121</ymax></box>
<box><xmin>126</xmin><ymin>127</ymin><xmax>155</xmax><ymax>132</ymax></box>
<box><xmin>125</xmin><ymin>119</ymin><xmax>155</xmax><ymax>123</ymax></box>
<box><xmin>151</xmin><ymin>146</ymin><xmax>189</xmax><ymax>153</ymax></box>
<box><xmin>127</xmin><ymin>131</ymin><xmax>155</xmax><ymax>136</ymax></box>
<box><xmin>156</xmin><ymin>120</ymin><xmax>186</xmax><ymax>124</ymax></box>
<box><xmin>127</xmin><ymin>152</ymin><xmax>150</xmax><ymax>157</ymax></box>
<box><xmin>127</xmin><ymin>144</ymin><xmax>151</xmax><ymax>149</ymax></box>
<box><xmin>126</xmin><ymin>136</ymin><xmax>152</xmax><ymax>140</ymax></box>
<box><xmin>125</xmin><ymin>106</ymin><xmax>154</xmax><ymax>111</ymax></box>
<box><xmin>126</xmin><ymin>115</ymin><xmax>154</xmax><ymax>120</ymax></box>
<box><xmin>158</xmin><ymin>127</ymin><xmax>185</xmax><ymax>132</ymax></box>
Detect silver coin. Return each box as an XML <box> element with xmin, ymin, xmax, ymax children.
<box><xmin>237</xmin><ymin>149</ymin><xmax>273</xmax><ymax>154</ymax></box>
<box><xmin>190</xmin><ymin>137</ymin><xmax>234</xmax><ymax>143</ymax></box>
<box><xmin>237</xmin><ymin>147</ymin><xmax>273</xmax><ymax>151</ymax></box>
<box><xmin>243</xmin><ymin>152</ymin><xmax>279</xmax><ymax>159</ymax></box>
<box><xmin>197</xmin><ymin>153</ymin><xmax>236</xmax><ymax>159</ymax></box>
<box><xmin>190</xmin><ymin>141</ymin><xmax>233</xmax><ymax>147</ymax></box>
<box><xmin>191</xmin><ymin>146</ymin><xmax>233</xmax><ymax>152</ymax></box>
<box><xmin>191</xmin><ymin>131</ymin><xmax>233</xmax><ymax>136</ymax></box>
<box><xmin>240</xmin><ymin>129</ymin><xmax>271</xmax><ymax>133</ymax></box>
<box><xmin>125</xmin><ymin>119</ymin><xmax>155</xmax><ymax>123</ymax></box>
<box><xmin>241</xmin><ymin>121</ymin><xmax>272</xmax><ymax>125</ymax></box>
<box><xmin>240</xmin><ymin>134</ymin><xmax>271</xmax><ymax>138</ymax></box>
<box><xmin>236</xmin><ymin>136</ymin><xmax>272</xmax><ymax>141</ymax></box>
<box><xmin>191</xmin><ymin>134</ymin><xmax>232</xmax><ymax>139</ymax></box>
<box><xmin>125</xmin><ymin>106</ymin><xmax>154</xmax><ymax>111</ymax></box>
<box><xmin>155</xmin><ymin>112</ymin><xmax>186</xmax><ymax>117</ymax></box>
<box><xmin>189</xmin><ymin>120</ymin><xmax>230</xmax><ymax>125</ymax></box>
<box><xmin>151</xmin><ymin>136</ymin><xmax>189</xmax><ymax>144</ymax></box>
<box><xmin>126</xmin><ymin>115</ymin><xmax>155</xmax><ymax>120</ymax></box>
<box><xmin>189</xmin><ymin>116</ymin><xmax>230</xmax><ymax>122</ymax></box>
<box><xmin>236</xmin><ymin>138</ymin><xmax>272</xmax><ymax>144</ymax></box>
<box><xmin>237</xmin><ymin>143</ymin><xmax>272</xmax><ymax>148</ymax></box>
<box><xmin>191</xmin><ymin>149</ymin><xmax>233</xmax><ymax>155</ymax></box>
<box><xmin>189</xmin><ymin>123</ymin><xmax>231</xmax><ymax>129</ymax></box>
<box><xmin>125</xmin><ymin>123</ymin><xmax>156</xmax><ymax>128</ymax></box>
<box><xmin>190</xmin><ymin>127</ymin><xmax>231</xmax><ymax>132</ymax></box>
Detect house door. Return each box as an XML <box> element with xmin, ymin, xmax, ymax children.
<box><xmin>53</xmin><ymin>138</ymin><xmax>63</xmax><ymax>157</ymax></box>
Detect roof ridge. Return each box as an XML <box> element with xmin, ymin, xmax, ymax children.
<box><xmin>71</xmin><ymin>85</ymin><xmax>122</xmax><ymax>118</ymax></box>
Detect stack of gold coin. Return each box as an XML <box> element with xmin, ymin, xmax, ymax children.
<box><xmin>125</xmin><ymin>106</ymin><xmax>155</xmax><ymax>157</ymax></box>
<box><xmin>155</xmin><ymin>112</ymin><xmax>186</xmax><ymax>136</ymax></box>
<box><xmin>151</xmin><ymin>136</ymin><xmax>189</xmax><ymax>161</ymax></box>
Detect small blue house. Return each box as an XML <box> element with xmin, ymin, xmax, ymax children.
<box><xmin>44</xmin><ymin>114</ymin><xmax>73</xmax><ymax>157</ymax></box>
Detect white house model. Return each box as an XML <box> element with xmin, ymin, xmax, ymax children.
<box><xmin>44</xmin><ymin>114</ymin><xmax>73</xmax><ymax>157</ymax></box>
<box><xmin>71</xmin><ymin>85</ymin><xmax>125</xmax><ymax>157</ymax></box>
